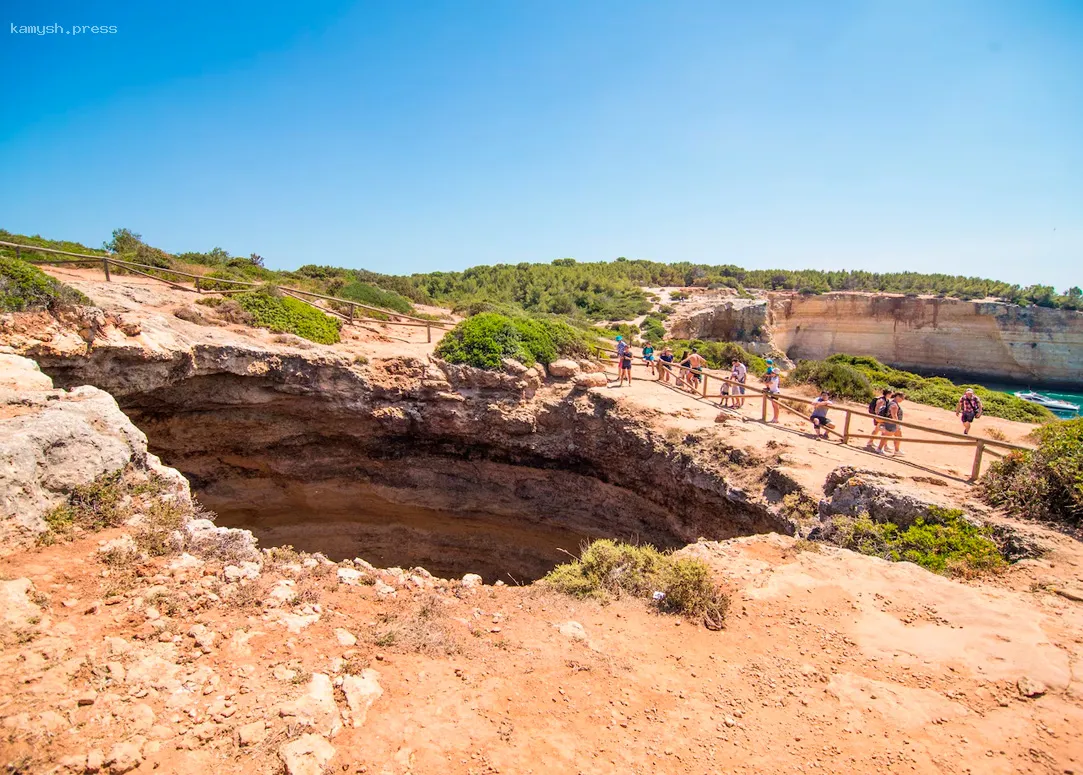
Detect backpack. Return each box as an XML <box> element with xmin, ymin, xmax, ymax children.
<box><xmin>867</xmin><ymin>397</ymin><xmax>880</xmax><ymax>414</ymax></box>
<box><xmin>877</xmin><ymin>399</ymin><xmax>893</xmax><ymax>418</ymax></box>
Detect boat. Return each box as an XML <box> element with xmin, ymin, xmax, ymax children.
<box><xmin>1014</xmin><ymin>391</ymin><xmax>1080</xmax><ymax>412</ymax></box>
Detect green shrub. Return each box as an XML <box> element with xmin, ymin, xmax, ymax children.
<box><xmin>786</xmin><ymin>359</ymin><xmax>874</xmax><ymax>402</ymax></box>
<box><xmin>338</xmin><ymin>280</ymin><xmax>414</xmax><ymax>314</ymax></box>
<box><xmin>435</xmin><ymin>312</ymin><xmax>592</xmax><ymax>369</ymax></box>
<box><xmin>660</xmin><ymin>339</ymin><xmax>768</xmax><ymax>374</ymax></box>
<box><xmin>544</xmin><ymin>539</ymin><xmax>728</xmax><ymax>626</ymax></box>
<box><xmin>830</xmin><ymin>507</ymin><xmax>1006</xmax><ymax>576</ymax></box>
<box><xmin>234</xmin><ymin>287</ymin><xmax>342</xmax><ymax>344</ymax></box>
<box><xmin>821</xmin><ymin>354</ymin><xmax>1053</xmax><ymax>422</ymax></box>
<box><xmin>980</xmin><ymin>417</ymin><xmax>1083</xmax><ymax>526</ymax></box>
<box><xmin>639</xmin><ymin>315</ymin><xmax>666</xmax><ymax>343</ymax></box>
<box><xmin>0</xmin><ymin>256</ymin><xmax>90</xmax><ymax>312</ymax></box>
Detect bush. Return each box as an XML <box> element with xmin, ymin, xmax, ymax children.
<box><xmin>338</xmin><ymin>280</ymin><xmax>414</xmax><ymax>315</ymax></box>
<box><xmin>0</xmin><ymin>256</ymin><xmax>90</xmax><ymax>312</ymax></box>
<box><xmin>660</xmin><ymin>339</ymin><xmax>768</xmax><ymax>374</ymax></box>
<box><xmin>980</xmin><ymin>417</ymin><xmax>1083</xmax><ymax>526</ymax></box>
<box><xmin>544</xmin><ymin>539</ymin><xmax>729</xmax><ymax>627</ymax></box>
<box><xmin>822</xmin><ymin>354</ymin><xmax>1053</xmax><ymax>422</ymax></box>
<box><xmin>829</xmin><ymin>507</ymin><xmax>1006</xmax><ymax>576</ymax></box>
<box><xmin>786</xmin><ymin>359</ymin><xmax>874</xmax><ymax>402</ymax></box>
<box><xmin>234</xmin><ymin>287</ymin><xmax>342</xmax><ymax>344</ymax></box>
<box><xmin>435</xmin><ymin>312</ymin><xmax>592</xmax><ymax>369</ymax></box>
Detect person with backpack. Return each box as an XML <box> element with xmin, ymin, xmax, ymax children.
<box><xmin>642</xmin><ymin>341</ymin><xmax>656</xmax><ymax>377</ymax></box>
<box><xmin>955</xmin><ymin>388</ymin><xmax>983</xmax><ymax>435</ymax></box>
<box><xmin>876</xmin><ymin>392</ymin><xmax>906</xmax><ymax>456</ymax></box>
<box><xmin>865</xmin><ymin>389</ymin><xmax>892</xmax><ymax>451</ymax></box>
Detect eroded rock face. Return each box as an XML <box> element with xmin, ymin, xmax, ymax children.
<box><xmin>0</xmin><ymin>355</ymin><xmax>154</xmax><ymax>550</ymax></box>
<box><xmin>668</xmin><ymin>297</ymin><xmax>769</xmax><ymax>343</ymax></box>
<box><xmin>25</xmin><ymin>335</ymin><xmax>792</xmax><ymax>580</ymax></box>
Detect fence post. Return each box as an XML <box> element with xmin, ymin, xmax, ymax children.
<box><xmin>195</xmin><ymin>277</ymin><xmax>201</xmax><ymax>293</ymax></box>
<box><xmin>761</xmin><ymin>390</ymin><xmax>768</xmax><ymax>422</ymax></box>
<box><xmin>103</xmin><ymin>257</ymin><xmax>111</xmax><ymax>282</ymax></box>
<box><xmin>970</xmin><ymin>441</ymin><xmax>985</xmax><ymax>481</ymax></box>
<box><xmin>841</xmin><ymin>410</ymin><xmax>852</xmax><ymax>444</ymax></box>
<box><xmin>15</xmin><ymin>246</ymin><xmax>21</xmax><ymax>261</ymax></box>
<box><xmin>348</xmin><ymin>304</ymin><xmax>354</xmax><ymax>323</ymax></box>
<box><xmin>426</xmin><ymin>324</ymin><xmax>432</xmax><ymax>344</ymax></box>
<box><xmin>701</xmin><ymin>374</ymin><xmax>709</xmax><ymax>398</ymax></box>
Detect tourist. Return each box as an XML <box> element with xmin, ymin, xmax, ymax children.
<box><xmin>677</xmin><ymin>351</ymin><xmax>692</xmax><ymax>389</ymax></box>
<box><xmin>865</xmin><ymin>389</ymin><xmax>892</xmax><ymax>450</ymax></box>
<box><xmin>686</xmin><ymin>349</ymin><xmax>707</xmax><ymax>392</ymax></box>
<box><xmin>730</xmin><ymin>359</ymin><xmax>748</xmax><ymax>409</ymax></box>
<box><xmin>618</xmin><ymin>343</ymin><xmax>633</xmax><ymax>386</ymax></box>
<box><xmin>659</xmin><ymin>347</ymin><xmax>675</xmax><ymax>383</ymax></box>
<box><xmin>955</xmin><ymin>388</ymin><xmax>983</xmax><ymax>435</ymax></box>
<box><xmin>642</xmin><ymin>341</ymin><xmax>656</xmax><ymax>377</ymax></box>
<box><xmin>764</xmin><ymin>360</ymin><xmax>781</xmax><ymax>423</ymax></box>
<box><xmin>877</xmin><ymin>392</ymin><xmax>906</xmax><ymax>456</ymax></box>
<box><xmin>719</xmin><ymin>379</ymin><xmax>732</xmax><ymax>408</ymax></box>
<box><xmin>810</xmin><ymin>391</ymin><xmax>833</xmax><ymax>439</ymax></box>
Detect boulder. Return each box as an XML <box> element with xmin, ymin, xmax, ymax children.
<box><xmin>278</xmin><ymin>673</ymin><xmax>341</xmax><ymax>737</ymax></box>
<box><xmin>0</xmin><ymin>578</ymin><xmax>40</xmax><ymax>629</ymax></box>
<box><xmin>341</xmin><ymin>669</ymin><xmax>383</xmax><ymax>726</ymax></box>
<box><xmin>818</xmin><ymin>467</ymin><xmax>957</xmax><ymax>528</ymax></box>
<box><xmin>573</xmin><ymin>372</ymin><xmax>609</xmax><ymax>390</ymax></box>
<box><xmin>547</xmin><ymin>359</ymin><xmax>580</xmax><ymax>379</ymax></box>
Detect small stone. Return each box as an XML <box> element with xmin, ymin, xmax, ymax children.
<box><xmin>85</xmin><ymin>750</ymin><xmax>104</xmax><ymax>772</ymax></box>
<box><xmin>238</xmin><ymin>720</ymin><xmax>269</xmax><ymax>747</ymax></box>
<box><xmin>1017</xmin><ymin>677</ymin><xmax>1046</xmax><ymax>698</ymax></box>
<box><xmin>557</xmin><ymin>621</ymin><xmax>588</xmax><ymax>642</ymax></box>
<box><xmin>104</xmin><ymin>738</ymin><xmax>145</xmax><ymax>774</ymax></box>
<box><xmin>334</xmin><ymin>628</ymin><xmax>357</xmax><ymax>647</ymax></box>
<box><xmin>77</xmin><ymin>690</ymin><xmax>98</xmax><ymax>706</ymax></box>
<box><xmin>337</xmin><ymin>567</ymin><xmax>365</xmax><ymax>586</ymax></box>
<box><xmin>461</xmin><ymin>573</ymin><xmax>483</xmax><ymax>588</ymax></box>
<box><xmin>279</xmin><ymin>733</ymin><xmax>336</xmax><ymax>775</ymax></box>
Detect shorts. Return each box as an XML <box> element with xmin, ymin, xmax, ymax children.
<box><xmin>691</xmin><ymin>369</ymin><xmax>702</xmax><ymax>383</ymax></box>
<box><xmin>737</xmin><ymin>383</ymin><xmax>746</xmax><ymax>395</ymax></box>
<box><xmin>644</xmin><ymin>355</ymin><xmax>654</xmax><ymax>362</ymax></box>
<box><xmin>882</xmin><ymin>423</ymin><xmax>899</xmax><ymax>433</ymax></box>
<box><xmin>961</xmin><ymin>411</ymin><xmax>976</xmax><ymax>423</ymax></box>
<box><xmin>811</xmin><ymin>415</ymin><xmax>829</xmax><ymax>428</ymax></box>
<box><xmin>620</xmin><ymin>359</ymin><xmax>632</xmax><ymax>369</ymax></box>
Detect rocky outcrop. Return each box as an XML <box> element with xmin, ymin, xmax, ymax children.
<box><xmin>0</xmin><ymin>354</ymin><xmax>168</xmax><ymax>551</ymax></box>
<box><xmin>668</xmin><ymin>297</ymin><xmax>768</xmax><ymax>343</ymax></box>
<box><xmin>4</xmin><ymin>313</ymin><xmax>792</xmax><ymax>580</ymax></box>
<box><xmin>769</xmin><ymin>292</ymin><xmax>1083</xmax><ymax>387</ymax></box>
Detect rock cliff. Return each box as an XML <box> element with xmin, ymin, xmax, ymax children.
<box><xmin>768</xmin><ymin>293</ymin><xmax>1083</xmax><ymax>386</ymax></box>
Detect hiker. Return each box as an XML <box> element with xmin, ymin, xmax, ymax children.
<box><xmin>642</xmin><ymin>341</ymin><xmax>656</xmax><ymax>377</ymax></box>
<box><xmin>810</xmin><ymin>391</ymin><xmax>833</xmax><ymax>439</ymax></box>
<box><xmin>686</xmin><ymin>349</ymin><xmax>707</xmax><ymax>392</ymax></box>
<box><xmin>876</xmin><ymin>392</ymin><xmax>906</xmax><ymax>456</ymax></box>
<box><xmin>618</xmin><ymin>343</ymin><xmax>634</xmax><ymax>386</ymax></box>
<box><xmin>730</xmin><ymin>359</ymin><xmax>748</xmax><ymax>409</ymax></box>
<box><xmin>676</xmin><ymin>351</ymin><xmax>692</xmax><ymax>389</ymax></box>
<box><xmin>763</xmin><ymin>360</ymin><xmax>781</xmax><ymax>423</ymax></box>
<box><xmin>955</xmin><ymin>388</ymin><xmax>983</xmax><ymax>435</ymax></box>
<box><xmin>865</xmin><ymin>389</ymin><xmax>892</xmax><ymax>450</ymax></box>
<box><xmin>658</xmin><ymin>347</ymin><xmax>674</xmax><ymax>383</ymax></box>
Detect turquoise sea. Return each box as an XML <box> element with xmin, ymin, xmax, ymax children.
<box><xmin>979</xmin><ymin>382</ymin><xmax>1082</xmax><ymax>419</ymax></box>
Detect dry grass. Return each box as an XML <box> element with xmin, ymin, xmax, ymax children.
<box><xmin>365</xmin><ymin>595</ymin><xmax>463</xmax><ymax>656</ymax></box>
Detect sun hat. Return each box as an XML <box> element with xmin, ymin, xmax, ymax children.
<box><xmin>765</xmin><ymin>358</ymin><xmax>773</xmax><ymax>364</ymax></box>
<box><xmin>615</xmin><ymin>335</ymin><xmax>622</xmax><ymax>341</ymax></box>
<box><xmin>964</xmin><ymin>388</ymin><xmax>974</xmax><ymax>394</ymax></box>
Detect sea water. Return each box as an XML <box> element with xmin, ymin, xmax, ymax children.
<box><xmin>979</xmin><ymin>381</ymin><xmax>1083</xmax><ymax>419</ymax></box>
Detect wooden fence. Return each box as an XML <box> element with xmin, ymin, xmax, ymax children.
<box><xmin>1</xmin><ymin>240</ymin><xmax>454</xmax><ymax>343</ymax></box>
<box><xmin>595</xmin><ymin>346</ymin><xmax>1032</xmax><ymax>481</ymax></box>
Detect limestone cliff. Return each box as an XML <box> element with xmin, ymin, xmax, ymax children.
<box><xmin>767</xmin><ymin>293</ymin><xmax>1083</xmax><ymax>386</ymax></box>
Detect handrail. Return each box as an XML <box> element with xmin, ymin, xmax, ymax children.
<box><xmin>3</xmin><ymin>240</ymin><xmax>454</xmax><ymax>338</ymax></box>
<box><xmin>595</xmin><ymin>345</ymin><xmax>1033</xmax><ymax>480</ymax></box>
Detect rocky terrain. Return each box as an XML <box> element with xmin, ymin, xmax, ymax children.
<box><xmin>662</xmin><ymin>288</ymin><xmax>1083</xmax><ymax>387</ymax></box>
<box><xmin>2</xmin><ymin>273</ymin><xmax>1082</xmax><ymax>774</ymax></box>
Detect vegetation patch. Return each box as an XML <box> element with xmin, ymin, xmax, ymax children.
<box><xmin>544</xmin><ymin>539</ymin><xmax>729</xmax><ymax>628</ymax></box>
<box><xmin>234</xmin><ymin>286</ymin><xmax>342</xmax><ymax>344</ymax></box>
<box><xmin>337</xmin><ymin>280</ymin><xmax>414</xmax><ymax>315</ymax></box>
<box><xmin>659</xmin><ymin>339</ymin><xmax>768</xmax><ymax>374</ymax></box>
<box><xmin>435</xmin><ymin>311</ymin><xmax>592</xmax><ymax>369</ymax></box>
<box><xmin>789</xmin><ymin>354</ymin><xmax>1053</xmax><ymax>422</ymax></box>
<box><xmin>0</xmin><ymin>256</ymin><xmax>90</xmax><ymax>312</ymax></box>
<box><xmin>828</xmin><ymin>507</ymin><xmax>1006</xmax><ymax>577</ymax></box>
<box><xmin>40</xmin><ymin>467</ymin><xmax>170</xmax><ymax>543</ymax></box>
<box><xmin>980</xmin><ymin>417</ymin><xmax>1083</xmax><ymax>527</ymax></box>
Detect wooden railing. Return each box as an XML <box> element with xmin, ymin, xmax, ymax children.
<box><xmin>595</xmin><ymin>346</ymin><xmax>1032</xmax><ymax>481</ymax></box>
<box><xmin>1</xmin><ymin>240</ymin><xmax>454</xmax><ymax>342</ymax></box>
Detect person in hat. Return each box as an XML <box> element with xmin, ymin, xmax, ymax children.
<box><xmin>955</xmin><ymin>388</ymin><xmax>983</xmax><ymax>435</ymax></box>
<box><xmin>763</xmin><ymin>360</ymin><xmax>781</xmax><ymax>423</ymax></box>
<box><xmin>658</xmin><ymin>347</ymin><xmax>675</xmax><ymax>383</ymax></box>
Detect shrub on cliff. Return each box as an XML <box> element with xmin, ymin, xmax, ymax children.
<box><xmin>822</xmin><ymin>354</ymin><xmax>1053</xmax><ymax>422</ymax></box>
<box><xmin>829</xmin><ymin>507</ymin><xmax>1006</xmax><ymax>577</ymax></box>
<box><xmin>980</xmin><ymin>417</ymin><xmax>1083</xmax><ymax>526</ymax></box>
<box><xmin>435</xmin><ymin>312</ymin><xmax>592</xmax><ymax>369</ymax></box>
<box><xmin>0</xmin><ymin>256</ymin><xmax>90</xmax><ymax>312</ymax></box>
<box><xmin>657</xmin><ymin>339</ymin><xmax>768</xmax><ymax>374</ymax></box>
<box><xmin>544</xmin><ymin>539</ymin><xmax>728</xmax><ymax>628</ymax></box>
<box><xmin>234</xmin><ymin>286</ymin><xmax>342</xmax><ymax>344</ymax></box>
<box><xmin>786</xmin><ymin>359</ymin><xmax>874</xmax><ymax>402</ymax></box>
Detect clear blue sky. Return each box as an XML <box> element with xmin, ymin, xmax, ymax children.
<box><xmin>2</xmin><ymin>0</ymin><xmax>1080</xmax><ymax>289</ymax></box>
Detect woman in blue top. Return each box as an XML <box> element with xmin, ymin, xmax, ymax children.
<box><xmin>658</xmin><ymin>347</ymin><xmax>675</xmax><ymax>384</ymax></box>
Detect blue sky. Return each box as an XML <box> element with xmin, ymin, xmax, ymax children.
<box><xmin>1</xmin><ymin>1</ymin><xmax>1080</xmax><ymax>289</ymax></box>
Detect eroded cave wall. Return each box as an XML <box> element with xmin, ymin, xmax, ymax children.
<box><xmin>769</xmin><ymin>294</ymin><xmax>1083</xmax><ymax>386</ymax></box>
